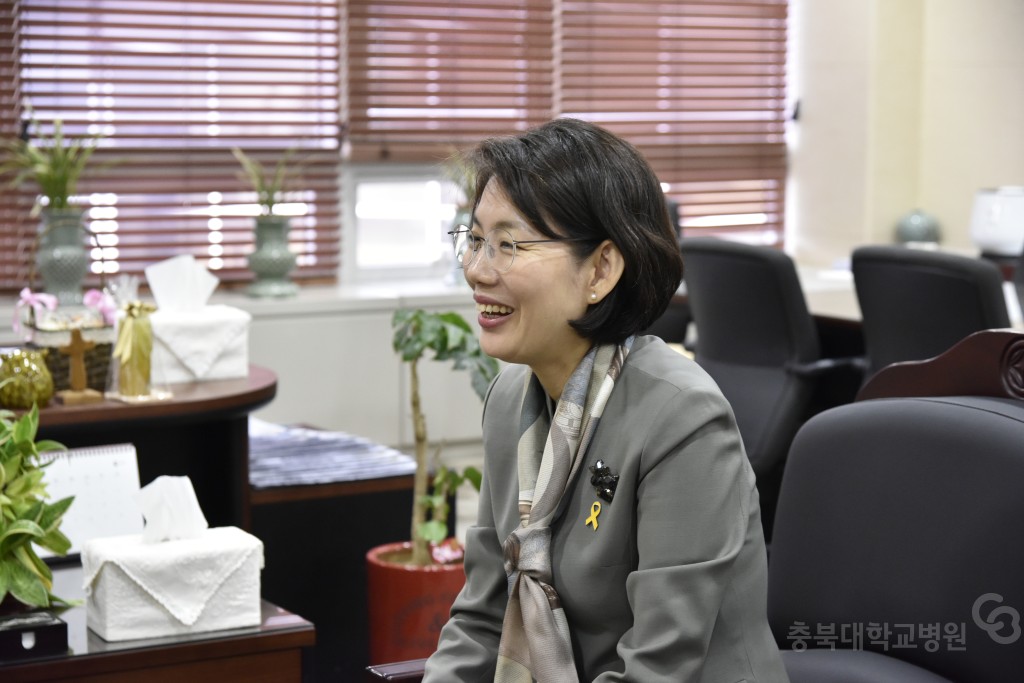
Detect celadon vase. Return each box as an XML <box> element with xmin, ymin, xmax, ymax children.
<box><xmin>248</xmin><ymin>215</ymin><xmax>298</xmax><ymax>298</ymax></box>
<box><xmin>36</xmin><ymin>208</ymin><xmax>90</xmax><ymax>307</ymax></box>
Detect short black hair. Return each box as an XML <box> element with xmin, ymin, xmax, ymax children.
<box><xmin>467</xmin><ymin>117</ymin><xmax>683</xmax><ymax>344</ymax></box>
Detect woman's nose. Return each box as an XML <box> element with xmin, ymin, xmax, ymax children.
<box><xmin>464</xmin><ymin>248</ymin><xmax>495</xmax><ymax>284</ymax></box>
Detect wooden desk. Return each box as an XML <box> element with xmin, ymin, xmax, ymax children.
<box><xmin>37</xmin><ymin>366</ymin><xmax>277</xmax><ymax>530</ymax></box>
<box><xmin>0</xmin><ymin>564</ymin><xmax>315</xmax><ymax>682</ymax></box>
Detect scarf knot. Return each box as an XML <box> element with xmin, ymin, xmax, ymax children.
<box><xmin>503</xmin><ymin>526</ymin><xmax>552</xmax><ymax>587</ymax></box>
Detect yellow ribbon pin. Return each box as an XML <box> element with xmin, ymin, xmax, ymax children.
<box><xmin>585</xmin><ymin>501</ymin><xmax>601</xmax><ymax>531</ymax></box>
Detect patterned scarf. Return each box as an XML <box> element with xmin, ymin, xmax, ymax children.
<box><xmin>495</xmin><ymin>337</ymin><xmax>633</xmax><ymax>683</ymax></box>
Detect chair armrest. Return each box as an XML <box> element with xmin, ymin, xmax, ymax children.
<box><xmin>366</xmin><ymin>658</ymin><xmax>427</xmax><ymax>681</ymax></box>
<box><xmin>786</xmin><ymin>356</ymin><xmax>868</xmax><ymax>378</ymax></box>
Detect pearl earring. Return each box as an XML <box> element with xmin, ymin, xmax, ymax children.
<box><xmin>590</xmin><ymin>292</ymin><xmax>598</xmax><ymax>301</ymax></box>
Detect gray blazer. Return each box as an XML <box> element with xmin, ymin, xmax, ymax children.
<box><xmin>424</xmin><ymin>336</ymin><xmax>790</xmax><ymax>682</ymax></box>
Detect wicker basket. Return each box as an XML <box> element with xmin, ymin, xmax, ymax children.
<box><xmin>32</xmin><ymin>341</ymin><xmax>113</xmax><ymax>393</ymax></box>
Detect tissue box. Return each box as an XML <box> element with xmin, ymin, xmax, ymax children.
<box><xmin>81</xmin><ymin>526</ymin><xmax>264</xmax><ymax>642</ymax></box>
<box><xmin>149</xmin><ymin>305</ymin><xmax>251</xmax><ymax>384</ymax></box>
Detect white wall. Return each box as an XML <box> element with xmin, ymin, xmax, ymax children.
<box><xmin>230</xmin><ymin>284</ymin><xmax>485</xmax><ymax>450</ymax></box>
<box><xmin>790</xmin><ymin>0</ymin><xmax>1024</xmax><ymax>265</ymax></box>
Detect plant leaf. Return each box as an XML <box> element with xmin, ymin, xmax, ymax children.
<box><xmin>35</xmin><ymin>440</ymin><xmax>67</xmax><ymax>455</ymax></box>
<box><xmin>0</xmin><ymin>519</ymin><xmax>45</xmax><ymax>556</ymax></box>
<box><xmin>6</xmin><ymin>555</ymin><xmax>49</xmax><ymax>608</ymax></box>
<box><xmin>38</xmin><ymin>496</ymin><xmax>74</xmax><ymax>533</ymax></box>
<box><xmin>417</xmin><ymin>520</ymin><xmax>448</xmax><ymax>544</ymax></box>
<box><xmin>15</xmin><ymin>544</ymin><xmax>52</xmax><ymax>587</ymax></box>
<box><xmin>36</xmin><ymin>528</ymin><xmax>72</xmax><ymax>556</ymax></box>
<box><xmin>0</xmin><ymin>557</ymin><xmax>10</xmax><ymax>603</ymax></box>
<box><xmin>462</xmin><ymin>466</ymin><xmax>482</xmax><ymax>492</ymax></box>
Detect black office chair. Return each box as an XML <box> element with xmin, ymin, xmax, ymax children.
<box><xmin>768</xmin><ymin>332</ymin><xmax>1024</xmax><ymax>683</ymax></box>
<box><xmin>679</xmin><ymin>237</ymin><xmax>856</xmax><ymax>541</ymax></box>
<box><xmin>851</xmin><ymin>245</ymin><xmax>1010</xmax><ymax>379</ymax></box>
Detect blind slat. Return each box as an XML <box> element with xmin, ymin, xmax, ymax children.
<box><xmin>0</xmin><ymin>0</ymin><xmax>341</xmax><ymax>290</ymax></box>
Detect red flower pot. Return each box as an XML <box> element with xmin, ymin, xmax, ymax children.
<box><xmin>366</xmin><ymin>541</ymin><xmax>466</xmax><ymax>665</ymax></box>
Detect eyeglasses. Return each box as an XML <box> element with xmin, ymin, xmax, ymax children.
<box><xmin>448</xmin><ymin>226</ymin><xmax>589</xmax><ymax>273</ymax></box>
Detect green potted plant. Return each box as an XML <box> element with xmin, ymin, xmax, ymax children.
<box><xmin>0</xmin><ymin>403</ymin><xmax>74</xmax><ymax>612</ymax></box>
<box><xmin>0</xmin><ymin>119</ymin><xmax>103</xmax><ymax>306</ymax></box>
<box><xmin>366</xmin><ymin>308</ymin><xmax>498</xmax><ymax>664</ymax></box>
<box><xmin>232</xmin><ymin>147</ymin><xmax>301</xmax><ymax>298</ymax></box>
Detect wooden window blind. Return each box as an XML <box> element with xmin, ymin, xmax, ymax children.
<box><xmin>560</xmin><ymin>1</ymin><xmax>788</xmax><ymax>244</ymax></box>
<box><xmin>348</xmin><ymin>0</ymin><xmax>787</xmax><ymax>244</ymax></box>
<box><xmin>1</xmin><ymin>0</ymin><xmax>341</xmax><ymax>291</ymax></box>
<box><xmin>0</xmin><ymin>0</ymin><xmax>34</xmax><ymax>284</ymax></box>
<box><xmin>345</xmin><ymin>0</ymin><xmax>555</xmax><ymax>162</ymax></box>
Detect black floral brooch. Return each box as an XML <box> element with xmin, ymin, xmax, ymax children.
<box><xmin>589</xmin><ymin>460</ymin><xmax>619</xmax><ymax>503</ymax></box>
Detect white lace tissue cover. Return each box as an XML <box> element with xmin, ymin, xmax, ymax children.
<box><xmin>149</xmin><ymin>305</ymin><xmax>251</xmax><ymax>384</ymax></box>
<box><xmin>81</xmin><ymin>526</ymin><xmax>264</xmax><ymax>641</ymax></box>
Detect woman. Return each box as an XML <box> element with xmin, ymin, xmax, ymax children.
<box><xmin>424</xmin><ymin>118</ymin><xmax>789</xmax><ymax>683</ymax></box>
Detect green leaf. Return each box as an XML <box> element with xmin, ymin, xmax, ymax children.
<box><xmin>0</xmin><ymin>519</ymin><xmax>45</xmax><ymax>556</ymax></box>
<box><xmin>3</xmin><ymin>454</ymin><xmax>22</xmax><ymax>482</ymax></box>
<box><xmin>6</xmin><ymin>555</ymin><xmax>49</xmax><ymax>608</ymax></box>
<box><xmin>35</xmin><ymin>440</ymin><xmax>67</xmax><ymax>455</ymax></box>
<box><xmin>12</xmin><ymin>405</ymin><xmax>38</xmax><ymax>447</ymax></box>
<box><xmin>15</xmin><ymin>544</ymin><xmax>52</xmax><ymax>586</ymax></box>
<box><xmin>417</xmin><ymin>520</ymin><xmax>448</xmax><ymax>544</ymax></box>
<box><xmin>0</xmin><ymin>557</ymin><xmax>9</xmax><ymax>603</ymax></box>
<box><xmin>417</xmin><ymin>494</ymin><xmax>445</xmax><ymax>510</ymax></box>
<box><xmin>36</xmin><ymin>528</ymin><xmax>71</xmax><ymax>556</ymax></box>
<box><xmin>38</xmin><ymin>496</ymin><xmax>74</xmax><ymax>533</ymax></box>
<box><xmin>462</xmin><ymin>466</ymin><xmax>482</xmax><ymax>492</ymax></box>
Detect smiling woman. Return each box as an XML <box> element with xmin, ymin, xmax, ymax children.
<box><xmin>423</xmin><ymin>118</ymin><xmax>791</xmax><ymax>683</ymax></box>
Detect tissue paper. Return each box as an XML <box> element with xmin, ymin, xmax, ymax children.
<box><xmin>137</xmin><ymin>475</ymin><xmax>208</xmax><ymax>544</ymax></box>
<box><xmin>145</xmin><ymin>255</ymin><xmax>219</xmax><ymax>313</ymax></box>
<box><xmin>143</xmin><ymin>255</ymin><xmax>251</xmax><ymax>383</ymax></box>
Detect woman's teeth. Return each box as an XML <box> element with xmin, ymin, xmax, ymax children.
<box><xmin>478</xmin><ymin>303</ymin><xmax>513</xmax><ymax>317</ymax></box>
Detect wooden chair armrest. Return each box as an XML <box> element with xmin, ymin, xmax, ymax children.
<box><xmin>856</xmin><ymin>328</ymin><xmax>1024</xmax><ymax>401</ymax></box>
<box><xmin>366</xmin><ymin>658</ymin><xmax>427</xmax><ymax>681</ymax></box>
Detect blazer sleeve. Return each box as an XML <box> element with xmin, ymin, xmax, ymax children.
<box><xmin>595</xmin><ymin>382</ymin><xmax>756</xmax><ymax>682</ymax></box>
<box><xmin>422</xmin><ymin>378</ymin><xmax>510</xmax><ymax>682</ymax></box>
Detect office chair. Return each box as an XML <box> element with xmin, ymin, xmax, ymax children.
<box><xmin>768</xmin><ymin>331</ymin><xmax>1024</xmax><ymax>683</ymax></box>
<box><xmin>679</xmin><ymin>237</ymin><xmax>856</xmax><ymax>540</ymax></box>
<box><xmin>851</xmin><ymin>245</ymin><xmax>1010</xmax><ymax>379</ymax></box>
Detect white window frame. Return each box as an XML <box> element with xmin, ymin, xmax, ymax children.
<box><xmin>341</xmin><ymin>163</ymin><xmax>467</xmax><ymax>285</ymax></box>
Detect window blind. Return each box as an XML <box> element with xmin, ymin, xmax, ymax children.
<box><xmin>560</xmin><ymin>1</ymin><xmax>788</xmax><ymax>243</ymax></box>
<box><xmin>1</xmin><ymin>0</ymin><xmax>341</xmax><ymax>291</ymax></box>
<box><xmin>345</xmin><ymin>0</ymin><xmax>555</xmax><ymax>162</ymax></box>
<box><xmin>0</xmin><ymin>1</ymin><xmax>35</xmax><ymax>287</ymax></box>
<box><xmin>348</xmin><ymin>0</ymin><xmax>787</xmax><ymax>244</ymax></box>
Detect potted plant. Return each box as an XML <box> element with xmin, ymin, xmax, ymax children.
<box><xmin>0</xmin><ymin>119</ymin><xmax>103</xmax><ymax>306</ymax></box>
<box><xmin>232</xmin><ymin>147</ymin><xmax>301</xmax><ymax>298</ymax></box>
<box><xmin>0</xmin><ymin>402</ymin><xmax>73</xmax><ymax>612</ymax></box>
<box><xmin>366</xmin><ymin>308</ymin><xmax>498</xmax><ymax>664</ymax></box>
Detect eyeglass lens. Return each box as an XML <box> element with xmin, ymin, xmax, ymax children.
<box><xmin>453</xmin><ymin>227</ymin><xmax>516</xmax><ymax>272</ymax></box>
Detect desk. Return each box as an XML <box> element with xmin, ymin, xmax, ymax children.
<box><xmin>797</xmin><ymin>265</ymin><xmax>1024</xmax><ymax>327</ymax></box>
<box><xmin>0</xmin><ymin>564</ymin><xmax>315</xmax><ymax>682</ymax></box>
<box><xmin>37</xmin><ymin>366</ymin><xmax>277</xmax><ymax>530</ymax></box>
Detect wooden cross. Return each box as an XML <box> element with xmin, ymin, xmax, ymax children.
<box><xmin>59</xmin><ymin>328</ymin><xmax>96</xmax><ymax>392</ymax></box>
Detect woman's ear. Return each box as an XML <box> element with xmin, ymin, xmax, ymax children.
<box><xmin>588</xmin><ymin>240</ymin><xmax>625</xmax><ymax>302</ymax></box>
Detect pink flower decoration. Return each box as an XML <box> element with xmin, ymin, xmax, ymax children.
<box><xmin>83</xmin><ymin>288</ymin><xmax>118</xmax><ymax>326</ymax></box>
<box><xmin>13</xmin><ymin>288</ymin><xmax>58</xmax><ymax>335</ymax></box>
